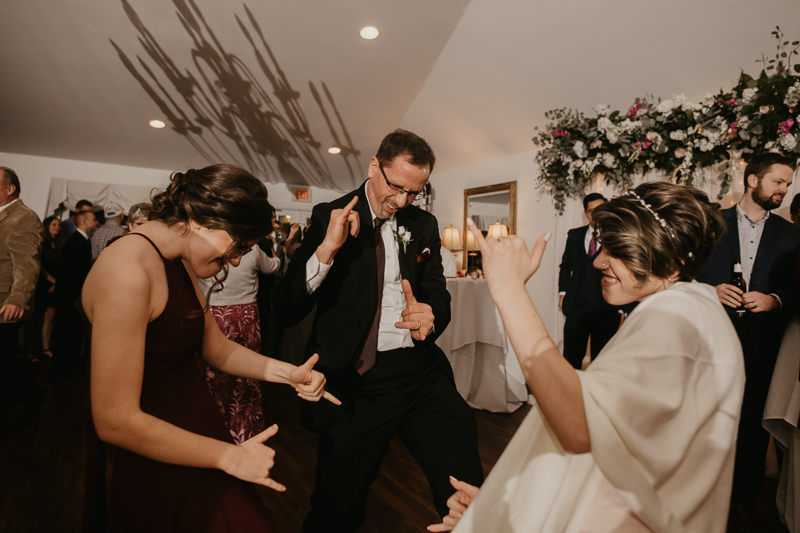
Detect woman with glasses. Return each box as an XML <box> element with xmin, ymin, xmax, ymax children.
<box><xmin>81</xmin><ymin>164</ymin><xmax>339</xmax><ymax>531</ymax></box>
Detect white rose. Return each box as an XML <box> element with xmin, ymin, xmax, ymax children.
<box><xmin>403</xmin><ymin>232</ymin><xmax>412</xmax><ymax>243</ymax></box>
<box><xmin>595</xmin><ymin>104</ymin><xmax>610</xmax><ymax>115</ymax></box>
<box><xmin>657</xmin><ymin>99</ymin><xmax>674</xmax><ymax>114</ymax></box>
<box><xmin>602</xmin><ymin>153</ymin><xmax>617</xmax><ymax>168</ymax></box>
<box><xmin>397</xmin><ymin>226</ymin><xmax>405</xmax><ymax>236</ymax></box>
<box><xmin>743</xmin><ymin>87</ymin><xmax>758</xmax><ymax>103</ymax></box>
<box><xmin>597</xmin><ymin>117</ymin><xmax>613</xmax><ymax>132</ymax></box>
<box><xmin>573</xmin><ymin>141</ymin><xmax>588</xmax><ymax>158</ymax></box>
<box><xmin>781</xmin><ymin>134</ymin><xmax>798</xmax><ymax>150</ymax></box>
<box><xmin>670</xmin><ymin>130</ymin><xmax>686</xmax><ymax>141</ymax></box>
<box><xmin>606</xmin><ymin>130</ymin><xmax>619</xmax><ymax>144</ymax></box>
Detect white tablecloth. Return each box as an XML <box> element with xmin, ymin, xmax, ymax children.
<box><xmin>436</xmin><ymin>278</ymin><xmax>530</xmax><ymax>413</ymax></box>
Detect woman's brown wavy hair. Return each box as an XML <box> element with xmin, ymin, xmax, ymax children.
<box><xmin>591</xmin><ymin>182</ymin><xmax>726</xmax><ymax>285</ymax></box>
<box><xmin>150</xmin><ymin>164</ymin><xmax>272</xmax><ymax>302</ymax></box>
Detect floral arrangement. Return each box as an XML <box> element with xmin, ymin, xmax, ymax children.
<box><xmin>533</xmin><ymin>27</ymin><xmax>800</xmax><ymax>212</ymax></box>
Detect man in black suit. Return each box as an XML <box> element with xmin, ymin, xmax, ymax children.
<box><xmin>53</xmin><ymin>209</ymin><xmax>98</xmax><ymax>364</ymax></box>
<box><xmin>276</xmin><ymin>129</ymin><xmax>482</xmax><ymax>533</ymax></box>
<box><xmin>696</xmin><ymin>153</ymin><xmax>800</xmax><ymax>527</ymax></box>
<box><xmin>558</xmin><ymin>193</ymin><xmax>620</xmax><ymax>368</ymax></box>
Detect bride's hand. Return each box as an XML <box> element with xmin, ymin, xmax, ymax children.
<box><xmin>467</xmin><ymin>218</ymin><xmax>550</xmax><ymax>292</ymax></box>
<box><xmin>219</xmin><ymin>424</ymin><xmax>286</xmax><ymax>491</ymax></box>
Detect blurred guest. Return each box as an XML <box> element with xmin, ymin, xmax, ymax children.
<box><xmin>53</xmin><ymin>209</ymin><xmax>97</xmax><ymax>364</ymax></box>
<box><xmin>790</xmin><ymin>193</ymin><xmax>800</xmax><ymax>227</ymax></box>
<box><xmin>558</xmin><ymin>193</ymin><xmax>620</xmax><ymax>369</ymax></box>
<box><xmin>441</xmin><ymin>246</ymin><xmax>458</xmax><ymax>278</ymax></box>
<box><xmin>60</xmin><ymin>199</ymin><xmax>93</xmax><ymax>241</ymax></box>
<box><xmin>91</xmin><ymin>202</ymin><xmax>125</xmax><ymax>261</ymax></box>
<box><xmin>0</xmin><ymin>166</ymin><xmax>47</xmax><ymax>425</ymax></box>
<box><xmin>431</xmin><ymin>182</ymin><xmax>744</xmax><ymax>533</ymax></box>
<box><xmin>126</xmin><ymin>202</ymin><xmax>152</xmax><ymax>231</ymax></box>
<box><xmin>763</xmin><ymin>249</ymin><xmax>800</xmax><ymax>532</ymax></box>
<box><xmin>26</xmin><ymin>216</ymin><xmax>63</xmax><ymax>360</ymax></box>
<box><xmin>197</xmin><ymin>243</ymin><xmax>282</xmax><ymax>443</ymax></box>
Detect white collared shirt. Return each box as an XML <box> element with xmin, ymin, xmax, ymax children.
<box><xmin>0</xmin><ymin>198</ymin><xmax>20</xmax><ymax>213</ymax></box>
<box><xmin>76</xmin><ymin>228</ymin><xmax>90</xmax><ymax>240</ymax></box>
<box><xmin>306</xmin><ymin>182</ymin><xmax>413</xmax><ymax>351</ymax></box>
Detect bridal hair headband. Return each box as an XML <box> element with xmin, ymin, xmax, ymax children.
<box><xmin>625</xmin><ymin>189</ymin><xmax>677</xmax><ymax>240</ymax></box>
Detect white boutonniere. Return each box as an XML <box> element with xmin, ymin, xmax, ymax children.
<box><xmin>392</xmin><ymin>226</ymin><xmax>413</xmax><ymax>253</ymax></box>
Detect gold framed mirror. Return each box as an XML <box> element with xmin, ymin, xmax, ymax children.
<box><xmin>462</xmin><ymin>181</ymin><xmax>517</xmax><ymax>271</ymax></box>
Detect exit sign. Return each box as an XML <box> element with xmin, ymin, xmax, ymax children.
<box><xmin>291</xmin><ymin>187</ymin><xmax>311</xmax><ymax>202</ymax></box>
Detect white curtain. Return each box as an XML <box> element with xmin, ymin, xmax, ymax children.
<box><xmin>45</xmin><ymin>177</ymin><xmax>157</xmax><ymax>217</ymax></box>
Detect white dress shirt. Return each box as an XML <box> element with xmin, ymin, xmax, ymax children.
<box><xmin>306</xmin><ymin>183</ymin><xmax>413</xmax><ymax>351</ymax></box>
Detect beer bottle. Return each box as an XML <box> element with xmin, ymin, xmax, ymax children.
<box><xmin>731</xmin><ymin>261</ymin><xmax>747</xmax><ymax>318</ymax></box>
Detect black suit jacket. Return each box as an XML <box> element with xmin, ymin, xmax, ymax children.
<box><xmin>275</xmin><ymin>182</ymin><xmax>451</xmax><ymax>374</ymax></box>
<box><xmin>558</xmin><ymin>225</ymin><xmax>614</xmax><ymax>324</ymax></box>
<box><xmin>696</xmin><ymin>206</ymin><xmax>800</xmax><ymax>360</ymax></box>
<box><xmin>56</xmin><ymin>231</ymin><xmax>92</xmax><ymax>305</ymax></box>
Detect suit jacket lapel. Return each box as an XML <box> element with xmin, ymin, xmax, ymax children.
<box><xmin>753</xmin><ymin>212</ymin><xmax>780</xmax><ymax>276</ymax></box>
<box><xmin>354</xmin><ymin>185</ymin><xmax>378</xmax><ymax>293</ymax></box>
<box><xmin>722</xmin><ymin>207</ymin><xmax>740</xmax><ymax>262</ymax></box>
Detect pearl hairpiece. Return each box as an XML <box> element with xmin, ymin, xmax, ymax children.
<box><xmin>625</xmin><ymin>190</ymin><xmax>676</xmax><ymax>239</ymax></box>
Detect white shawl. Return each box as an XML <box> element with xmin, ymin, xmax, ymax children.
<box><xmin>453</xmin><ymin>282</ymin><xmax>745</xmax><ymax>533</ymax></box>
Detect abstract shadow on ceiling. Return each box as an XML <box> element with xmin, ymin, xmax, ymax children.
<box><xmin>111</xmin><ymin>0</ymin><xmax>362</xmax><ymax>189</ymax></box>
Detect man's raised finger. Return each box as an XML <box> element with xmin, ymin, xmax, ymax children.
<box><xmin>401</xmin><ymin>279</ymin><xmax>417</xmax><ymax>305</ymax></box>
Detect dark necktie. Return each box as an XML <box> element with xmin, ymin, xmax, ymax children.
<box><xmin>354</xmin><ymin>217</ymin><xmax>386</xmax><ymax>375</ymax></box>
<box><xmin>588</xmin><ymin>239</ymin><xmax>598</xmax><ymax>258</ymax></box>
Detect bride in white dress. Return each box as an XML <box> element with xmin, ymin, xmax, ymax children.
<box><xmin>429</xmin><ymin>182</ymin><xmax>745</xmax><ymax>533</ymax></box>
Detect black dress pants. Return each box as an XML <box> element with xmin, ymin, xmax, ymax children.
<box><xmin>563</xmin><ymin>307</ymin><xmax>621</xmax><ymax>369</ymax></box>
<box><xmin>730</xmin><ymin>318</ymin><xmax>778</xmax><ymax>508</ymax></box>
<box><xmin>302</xmin><ymin>347</ymin><xmax>483</xmax><ymax>533</ymax></box>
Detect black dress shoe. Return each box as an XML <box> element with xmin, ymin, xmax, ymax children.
<box><xmin>729</xmin><ymin>503</ymin><xmax>765</xmax><ymax>533</ymax></box>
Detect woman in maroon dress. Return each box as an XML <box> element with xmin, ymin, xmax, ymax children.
<box><xmin>81</xmin><ymin>164</ymin><xmax>339</xmax><ymax>531</ymax></box>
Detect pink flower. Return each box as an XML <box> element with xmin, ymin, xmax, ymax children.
<box><xmin>646</xmin><ymin>131</ymin><xmax>660</xmax><ymax>141</ymax></box>
<box><xmin>760</xmin><ymin>105</ymin><xmax>771</xmax><ymax>114</ymax></box>
<box><xmin>777</xmin><ymin>119</ymin><xmax>795</xmax><ymax>136</ymax></box>
<box><xmin>632</xmin><ymin>140</ymin><xmax>651</xmax><ymax>151</ymax></box>
<box><xmin>627</xmin><ymin>102</ymin><xmax>645</xmax><ymax>118</ymax></box>
<box><xmin>590</xmin><ymin>140</ymin><xmax>603</xmax><ymax>149</ymax></box>
<box><xmin>729</xmin><ymin>121</ymin><xmax>739</xmax><ymax>138</ymax></box>
<box><xmin>674</xmin><ymin>148</ymin><xmax>687</xmax><ymax>158</ymax></box>
<box><xmin>553</xmin><ymin>129</ymin><xmax>568</xmax><ymax>138</ymax></box>
<box><xmin>725</xmin><ymin>98</ymin><xmax>738</xmax><ymax>106</ymax></box>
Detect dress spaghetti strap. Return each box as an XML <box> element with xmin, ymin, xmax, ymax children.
<box><xmin>126</xmin><ymin>232</ymin><xmax>164</xmax><ymax>258</ymax></box>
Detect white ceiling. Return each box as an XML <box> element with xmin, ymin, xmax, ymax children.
<box><xmin>2</xmin><ymin>0</ymin><xmax>799</xmax><ymax>191</ymax></box>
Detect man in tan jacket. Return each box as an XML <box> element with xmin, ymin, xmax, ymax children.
<box><xmin>0</xmin><ymin>166</ymin><xmax>46</xmax><ymax>426</ymax></box>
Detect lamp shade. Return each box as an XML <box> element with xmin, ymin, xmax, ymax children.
<box><xmin>442</xmin><ymin>225</ymin><xmax>462</xmax><ymax>251</ymax></box>
<box><xmin>465</xmin><ymin>228</ymin><xmax>480</xmax><ymax>251</ymax></box>
<box><xmin>487</xmin><ymin>220</ymin><xmax>509</xmax><ymax>239</ymax></box>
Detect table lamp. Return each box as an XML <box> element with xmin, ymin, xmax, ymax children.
<box><xmin>442</xmin><ymin>225</ymin><xmax>463</xmax><ymax>251</ymax></box>
<box><xmin>487</xmin><ymin>221</ymin><xmax>509</xmax><ymax>240</ymax></box>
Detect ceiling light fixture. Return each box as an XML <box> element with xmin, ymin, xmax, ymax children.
<box><xmin>359</xmin><ymin>26</ymin><xmax>379</xmax><ymax>40</ymax></box>
<box><xmin>149</xmin><ymin>120</ymin><xmax>166</xmax><ymax>129</ymax></box>
<box><xmin>328</xmin><ymin>146</ymin><xmax>342</xmax><ymax>154</ymax></box>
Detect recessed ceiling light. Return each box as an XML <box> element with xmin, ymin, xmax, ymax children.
<box><xmin>359</xmin><ymin>27</ymin><xmax>379</xmax><ymax>40</ymax></box>
<box><xmin>328</xmin><ymin>146</ymin><xmax>342</xmax><ymax>154</ymax></box>
<box><xmin>149</xmin><ymin>120</ymin><xmax>166</xmax><ymax>129</ymax></box>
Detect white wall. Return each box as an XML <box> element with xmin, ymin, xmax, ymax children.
<box><xmin>0</xmin><ymin>152</ymin><xmax>346</xmax><ymax>220</ymax></box>
<box><xmin>430</xmin><ymin>150</ymin><xmax>581</xmax><ymax>346</ymax></box>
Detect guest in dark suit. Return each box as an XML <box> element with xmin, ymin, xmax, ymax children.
<box><xmin>276</xmin><ymin>129</ymin><xmax>483</xmax><ymax>533</ymax></box>
<box><xmin>59</xmin><ymin>199</ymin><xmax>94</xmax><ymax>241</ymax></box>
<box><xmin>53</xmin><ymin>209</ymin><xmax>98</xmax><ymax>364</ymax></box>
<box><xmin>558</xmin><ymin>193</ymin><xmax>620</xmax><ymax>368</ymax></box>
<box><xmin>696</xmin><ymin>152</ymin><xmax>800</xmax><ymax>529</ymax></box>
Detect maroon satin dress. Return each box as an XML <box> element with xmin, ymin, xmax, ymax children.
<box><xmin>86</xmin><ymin>234</ymin><xmax>278</xmax><ymax>532</ymax></box>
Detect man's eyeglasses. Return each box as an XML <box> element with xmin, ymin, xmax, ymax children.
<box><xmin>379</xmin><ymin>162</ymin><xmax>427</xmax><ymax>201</ymax></box>
<box><xmin>226</xmin><ymin>232</ymin><xmax>252</xmax><ymax>258</ymax></box>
